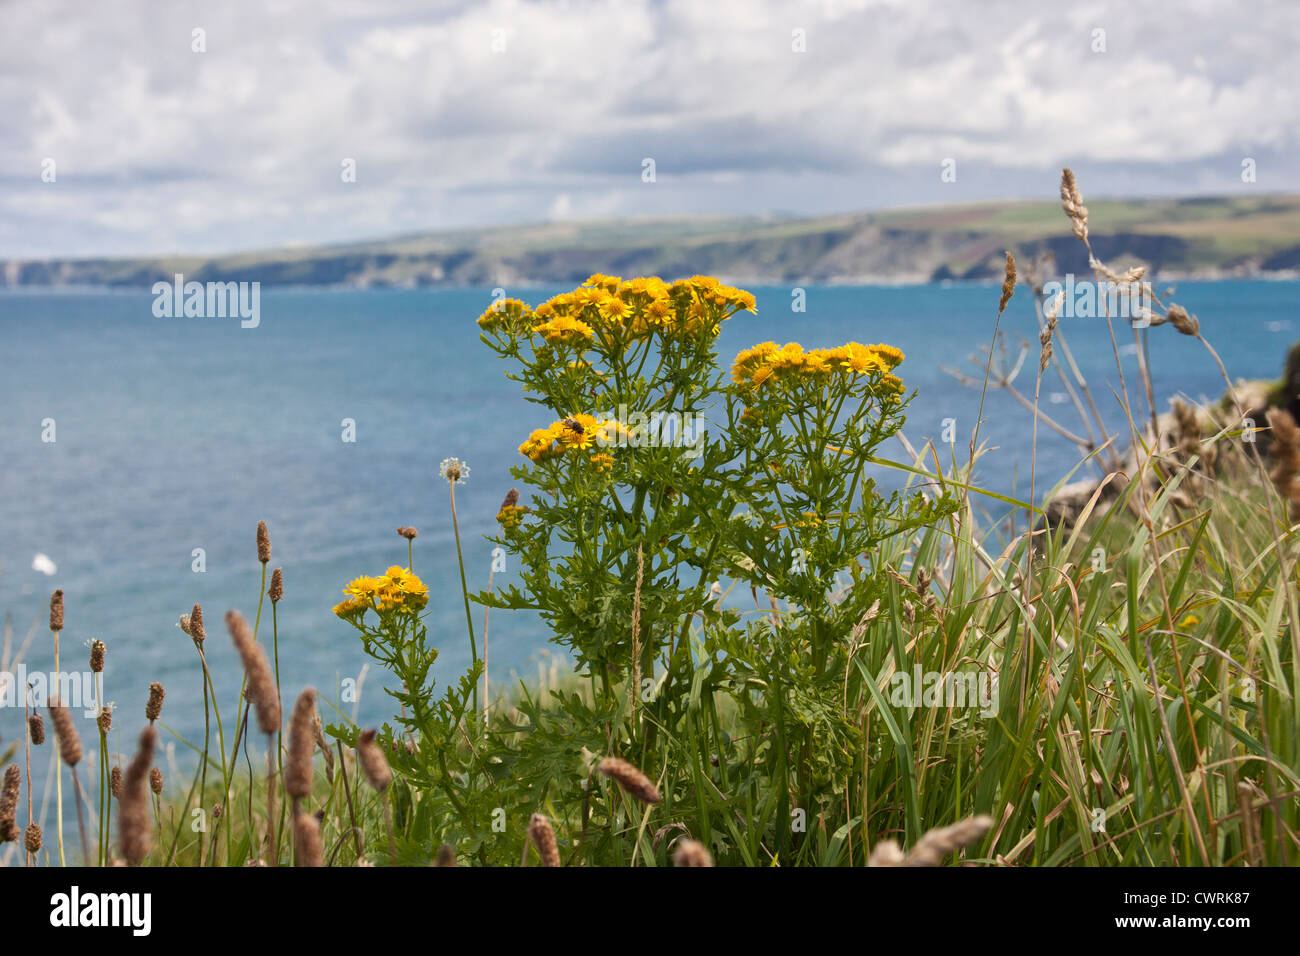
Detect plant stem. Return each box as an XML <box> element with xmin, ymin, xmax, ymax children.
<box><xmin>448</xmin><ymin>480</ymin><xmax>479</xmax><ymax>717</ymax></box>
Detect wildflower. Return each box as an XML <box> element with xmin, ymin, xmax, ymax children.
<box><xmin>497</xmin><ymin>505</ymin><xmax>526</xmax><ymax>530</ymax></box>
<box><xmin>334</xmin><ymin>567</ymin><xmax>428</xmax><ymax>618</ymax></box>
<box><xmin>440</xmin><ymin>457</ymin><xmax>469</xmax><ymax>484</ymax></box>
<box><xmin>595</xmin><ymin>295</ymin><xmax>632</xmax><ymax>325</ymax></box>
<box><xmin>476</xmin><ymin>297</ymin><xmax>534</xmax><ymax>333</ymax></box>
<box><xmin>534</xmin><ymin>315</ymin><xmax>595</xmax><ymax>346</ymax></box>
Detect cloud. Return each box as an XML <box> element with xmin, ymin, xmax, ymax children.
<box><xmin>2</xmin><ymin>0</ymin><xmax>1297</xmax><ymax>257</ymax></box>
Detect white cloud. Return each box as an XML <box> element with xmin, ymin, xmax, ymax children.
<box><xmin>2</xmin><ymin>0</ymin><xmax>1297</xmax><ymax>257</ymax></box>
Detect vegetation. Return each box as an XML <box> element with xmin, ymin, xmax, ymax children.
<box><xmin>1</xmin><ymin>170</ymin><xmax>1296</xmax><ymax>868</ymax></box>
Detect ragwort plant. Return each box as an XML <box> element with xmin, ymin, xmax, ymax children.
<box><xmin>472</xmin><ymin>275</ymin><xmax>955</xmax><ymax>864</ymax></box>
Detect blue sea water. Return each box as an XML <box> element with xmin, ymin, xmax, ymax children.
<box><xmin>0</xmin><ymin>280</ymin><xmax>1296</xmax><ymax>785</ymax></box>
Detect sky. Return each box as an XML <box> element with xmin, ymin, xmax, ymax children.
<box><xmin>2</xmin><ymin>0</ymin><xmax>1298</xmax><ymax>258</ymax></box>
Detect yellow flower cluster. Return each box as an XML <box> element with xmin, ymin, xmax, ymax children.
<box><xmin>731</xmin><ymin>341</ymin><xmax>905</xmax><ymax>394</ymax></box>
<box><xmin>476</xmin><ymin>298</ymin><xmax>535</xmax><ymax>333</ymax></box>
<box><xmin>534</xmin><ymin>314</ymin><xmax>595</xmax><ymax>345</ymax></box>
<box><xmin>332</xmin><ymin>565</ymin><xmax>429</xmax><ymax>619</ymax></box>
<box><xmin>496</xmin><ymin>504</ymin><xmax>526</xmax><ymax>529</ymax></box>
<box><xmin>521</xmin><ymin>274</ymin><xmax>756</xmax><ymax>343</ymax></box>
<box><xmin>518</xmin><ymin>413</ymin><xmax>630</xmax><ymax>463</ymax></box>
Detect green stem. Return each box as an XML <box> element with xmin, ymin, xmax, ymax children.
<box><xmin>448</xmin><ymin>480</ymin><xmax>479</xmax><ymax>717</ymax></box>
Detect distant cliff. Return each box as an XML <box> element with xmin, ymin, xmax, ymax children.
<box><xmin>5</xmin><ymin>194</ymin><xmax>1300</xmax><ymax>289</ymax></box>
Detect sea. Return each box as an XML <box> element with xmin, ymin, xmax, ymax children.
<box><xmin>1</xmin><ymin>280</ymin><xmax>1296</xmax><ymax>791</ymax></box>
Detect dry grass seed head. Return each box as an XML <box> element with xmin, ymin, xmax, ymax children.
<box><xmin>357</xmin><ymin>729</ymin><xmax>393</xmax><ymax>792</ymax></box>
<box><xmin>998</xmin><ymin>251</ymin><xmax>1016</xmax><ymax>314</ymax></box>
<box><xmin>256</xmin><ymin>520</ymin><xmax>271</xmax><ymax>564</ymax></box>
<box><xmin>672</xmin><ymin>838</ymin><xmax>714</xmax><ymax>867</ymax></box>
<box><xmin>25</xmin><ymin>822</ymin><xmax>42</xmax><ymax>854</ymax></box>
<box><xmin>528</xmin><ymin>813</ymin><xmax>561</xmax><ymax>867</ymax></box>
<box><xmin>146</xmin><ymin>682</ymin><xmax>165</xmax><ymax>722</ymax></box>
<box><xmin>294</xmin><ymin>811</ymin><xmax>323</xmax><ymax>867</ymax></box>
<box><xmin>49</xmin><ymin>701</ymin><xmax>82</xmax><ymax>765</ymax></box>
<box><xmin>120</xmin><ymin>726</ymin><xmax>157</xmax><ymax>865</ymax></box>
<box><xmin>598</xmin><ymin>755</ymin><xmax>662</xmax><ymax>804</ymax></box>
<box><xmin>225</xmin><ymin>610</ymin><xmax>281</xmax><ymax>734</ymax></box>
<box><xmin>49</xmin><ymin>589</ymin><xmax>64</xmax><ymax>632</ymax></box>
<box><xmin>286</xmin><ymin>688</ymin><xmax>317</xmax><ymax>801</ymax></box>
<box><xmin>903</xmin><ymin>814</ymin><xmax>994</xmax><ymax>867</ymax></box>
<box><xmin>0</xmin><ymin>765</ymin><xmax>20</xmax><ymax>842</ymax></box>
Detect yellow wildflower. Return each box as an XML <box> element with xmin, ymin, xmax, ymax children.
<box><xmin>497</xmin><ymin>504</ymin><xmax>526</xmax><ymax>529</ymax></box>
<box><xmin>535</xmin><ymin>315</ymin><xmax>595</xmax><ymax>346</ymax></box>
<box><xmin>477</xmin><ymin>298</ymin><xmax>534</xmax><ymax>333</ymax></box>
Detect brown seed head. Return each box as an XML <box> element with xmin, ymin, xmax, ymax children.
<box><xmin>268</xmin><ymin>567</ymin><xmax>284</xmax><ymax>603</ymax></box>
<box><xmin>598</xmin><ymin>755</ymin><xmax>661</xmax><ymax>804</ymax></box>
<box><xmin>294</xmin><ymin>811</ymin><xmax>323</xmax><ymax>867</ymax></box>
<box><xmin>0</xmin><ymin>765</ymin><xmax>19</xmax><ymax>842</ymax></box>
<box><xmin>110</xmin><ymin>766</ymin><xmax>123</xmax><ymax>799</ymax></box>
<box><xmin>998</xmin><ymin>251</ymin><xmax>1016</xmax><ymax>315</ymax></box>
<box><xmin>397</xmin><ymin>526</ymin><xmax>418</xmax><ymax>540</ymax></box>
<box><xmin>178</xmin><ymin>613</ymin><xmax>191</xmax><ymax>636</ymax></box>
<box><xmin>867</xmin><ymin>839</ymin><xmax>906</xmax><ymax>867</ymax></box>
<box><xmin>1165</xmin><ymin>304</ymin><xmax>1200</xmax><ymax>337</ymax></box>
<box><xmin>97</xmin><ymin>707</ymin><xmax>112</xmax><ymax>735</ymax></box>
<box><xmin>25</xmin><ymin>822</ymin><xmax>43</xmax><ymax>854</ymax></box>
<box><xmin>89</xmin><ymin>639</ymin><xmax>106</xmax><ymax>673</ymax></box>
<box><xmin>149</xmin><ymin>767</ymin><xmax>163</xmax><ymax>795</ymax></box>
<box><xmin>146</xmin><ymin>682</ymin><xmax>165</xmax><ymax>722</ymax></box>
<box><xmin>285</xmin><ymin>688</ymin><xmax>317</xmax><ymax>801</ymax></box>
<box><xmin>433</xmin><ymin>844</ymin><xmax>457</xmax><ymax>867</ymax></box>
<box><xmin>903</xmin><ymin>814</ymin><xmax>994</xmax><ymax>866</ymax></box>
<box><xmin>28</xmin><ymin>713</ymin><xmax>45</xmax><ymax>746</ymax></box>
<box><xmin>672</xmin><ymin>838</ymin><xmax>714</xmax><ymax>867</ymax></box>
<box><xmin>49</xmin><ymin>589</ymin><xmax>64</xmax><ymax>632</ymax></box>
<box><xmin>1060</xmin><ymin>167</ymin><xmax>1089</xmax><ymax>241</ymax></box>
<box><xmin>212</xmin><ymin>802</ymin><xmax>223</xmax><ymax>819</ymax></box>
<box><xmin>49</xmin><ymin>702</ymin><xmax>82</xmax><ymax>766</ymax></box>
<box><xmin>528</xmin><ymin>813</ymin><xmax>560</xmax><ymax>867</ymax></box>
<box><xmin>189</xmin><ymin>603</ymin><xmax>206</xmax><ymax>643</ymax></box>
<box><xmin>357</xmin><ymin>728</ymin><xmax>393</xmax><ymax>792</ymax></box>
<box><xmin>120</xmin><ymin>726</ymin><xmax>157</xmax><ymax>865</ymax></box>
<box><xmin>225</xmin><ymin>610</ymin><xmax>281</xmax><ymax>734</ymax></box>
<box><xmin>256</xmin><ymin>520</ymin><xmax>271</xmax><ymax>563</ymax></box>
